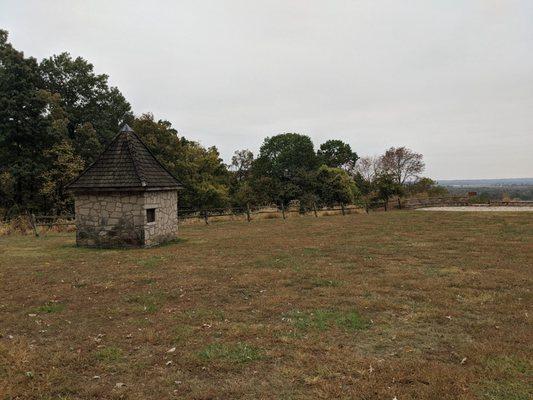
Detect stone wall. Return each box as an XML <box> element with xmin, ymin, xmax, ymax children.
<box><xmin>143</xmin><ymin>190</ymin><xmax>178</xmax><ymax>247</ymax></box>
<box><xmin>74</xmin><ymin>189</ymin><xmax>178</xmax><ymax>248</ymax></box>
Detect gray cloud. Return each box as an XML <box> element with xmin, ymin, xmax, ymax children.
<box><xmin>2</xmin><ymin>0</ymin><xmax>532</xmax><ymax>179</ymax></box>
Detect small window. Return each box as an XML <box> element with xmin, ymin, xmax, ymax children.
<box><xmin>146</xmin><ymin>208</ymin><xmax>156</xmax><ymax>223</ymax></box>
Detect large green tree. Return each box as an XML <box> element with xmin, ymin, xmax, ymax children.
<box><xmin>132</xmin><ymin>114</ymin><xmax>230</xmax><ymax>210</ymax></box>
<box><xmin>0</xmin><ymin>30</ymin><xmax>50</xmax><ymax>212</ymax></box>
<box><xmin>373</xmin><ymin>173</ymin><xmax>404</xmax><ymax>208</ymax></box>
<box><xmin>1</xmin><ymin>33</ymin><xmax>134</xmax><ymax>215</ymax></box>
<box><xmin>317</xmin><ymin>139</ymin><xmax>358</xmax><ymax>171</ymax></box>
<box><xmin>228</xmin><ymin>149</ymin><xmax>255</xmax><ymax>207</ymax></box>
<box><xmin>316</xmin><ymin>165</ymin><xmax>358</xmax><ymax>206</ymax></box>
<box><xmin>230</xmin><ymin>149</ymin><xmax>254</xmax><ymax>182</ymax></box>
<box><xmin>252</xmin><ymin>133</ymin><xmax>318</xmax><ymax>205</ymax></box>
<box><xmin>4</xmin><ymin>28</ymin><xmax>440</xmax><ymax>217</ymax></box>
<box><xmin>40</xmin><ymin>52</ymin><xmax>131</xmax><ymax>163</ymax></box>
<box><xmin>38</xmin><ymin>139</ymin><xmax>84</xmax><ymax>213</ymax></box>
<box><xmin>405</xmin><ymin>177</ymin><xmax>447</xmax><ymax>197</ymax></box>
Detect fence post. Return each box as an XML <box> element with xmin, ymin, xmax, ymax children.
<box><xmin>313</xmin><ymin>202</ymin><xmax>318</xmax><ymax>218</ymax></box>
<box><xmin>397</xmin><ymin>197</ymin><xmax>402</xmax><ymax>210</ymax></box>
<box><xmin>341</xmin><ymin>203</ymin><xmax>346</xmax><ymax>215</ymax></box>
<box><xmin>246</xmin><ymin>203</ymin><xmax>251</xmax><ymax>222</ymax></box>
<box><xmin>281</xmin><ymin>202</ymin><xmax>286</xmax><ymax>220</ymax></box>
<box><xmin>384</xmin><ymin>200</ymin><xmax>388</xmax><ymax>211</ymax></box>
<box><xmin>203</xmin><ymin>210</ymin><xmax>209</xmax><ymax>225</ymax></box>
<box><xmin>29</xmin><ymin>213</ymin><xmax>39</xmax><ymax>237</ymax></box>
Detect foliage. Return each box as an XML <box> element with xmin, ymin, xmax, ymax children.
<box><xmin>132</xmin><ymin>114</ymin><xmax>230</xmax><ymax>209</ymax></box>
<box><xmin>315</xmin><ymin>165</ymin><xmax>358</xmax><ymax>206</ymax></box>
<box><xmin>380</xmin><ymin>146</ymin><xmax>425</xmax><ymax>185</ymax></box>
<box><xmin>0</xmin><ymin>29</ymin><xmax>435</xmax><ymax>216</ymax></box>
<box><xmin>254</xmin><ymin>133</ymin><xmax>317</xmax><ymax>178</ymax></box>
<box><xmin>229</xmin><ymin>149</ymin><xmax>255</xmax><ymax>206</ymax></box>
<box><xmin>0</xmin><ymin>29</ymin><xmax>49</xmax><ymax>212</ymax></box>
<box><xmin>39</xmin><ymin>52</ymin><xmax>132</xmax><ymax>148</ymax></box>
<box><xmin>0</xmin><ymin>31</ymin><xmax>128</xmax><ymax>215</ymax></box>
<box><xmin>406</xmin><ymin>177</ymin><xmax>448</xmax><ymax>197</ymax></box>
<box><xmin>252</xmin><ymin>133</ymin><xmax>318</xmax><ymax>205</ymax></box>
<box><xmin>317</xmin><ymin>139</ymin><xmax>358</xmax><ymax>171</ymax></box>
<box><xmin>38</xmin><ymin>140</ymin><xmax>84</xmax><ymax>213</ymax></box>
<box><xmin>230</xmin><ymin>149</ymin><xmax>254</xmax><ymax>182</ymax></box>
<box><xmin>446</xmin><ymin>186</ymin><xmax>533</xmax><ymax>201</ymax></box>
<box><xmin>373</xmin><ymin>173</ymin><xmax>404</xmax><ymax>203</ymax></box>
<box><xmin>354</xmin><ymin>155</ymin><xmax>383</xmax><ymax>184</ymax></box>
<box><xmin>232</xmin><ymin>181</ymin><xmax>256</xmax><ymax>207</ymax></box>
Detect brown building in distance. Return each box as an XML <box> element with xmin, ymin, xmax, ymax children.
<box><xmin>66</xmin><ymin>124</ymin><xmax>181</xmax><ymax>247</ymax></box>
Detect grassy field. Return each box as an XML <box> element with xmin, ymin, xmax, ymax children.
<box><xmin>0</xmin><ymin>211</ymin><xmax>532</xmax><ymax>399</ymax></box>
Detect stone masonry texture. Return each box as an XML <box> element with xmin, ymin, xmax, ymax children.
<box><xmin>74</xmin><ymin>189</ymin><xmax>178</xmax><ymax>248</ymax></box>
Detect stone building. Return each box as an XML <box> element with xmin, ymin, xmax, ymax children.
<box><xmin>66</xmin><ymin>124</ymin><xmax>181</xmax><ymax>247</ymax></box>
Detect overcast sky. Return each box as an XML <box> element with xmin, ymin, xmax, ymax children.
<box><xmin>2</xmin><ymin>0</ymin><xmax>532</xmax><ymax>179</ymax></box>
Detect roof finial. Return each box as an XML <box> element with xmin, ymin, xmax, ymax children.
<box><xmin>120</xmin><ymin>123</ymin><xmax>134</xmax><ymax>133</ymax></box>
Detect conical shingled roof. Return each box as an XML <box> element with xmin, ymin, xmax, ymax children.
<box><xmin>67</xmin><ymin>125</ymin><xmax>181</xmax><ymax>190</ymax></box>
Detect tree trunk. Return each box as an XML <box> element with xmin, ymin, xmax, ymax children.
<box><xmin>29</xmin><ymin>213</ymin><xmax>39</xmax><ymax>237</ymax></box>
<box><xmin>246</xmin><ymin>203</ymin><xmax>251</xmax><ymax>222</ymax></box>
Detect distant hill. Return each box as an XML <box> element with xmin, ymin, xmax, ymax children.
<box><xmin>438</xmin><ymin>178</ymin><xmax>533</xmax><ymax>187</ymax></box>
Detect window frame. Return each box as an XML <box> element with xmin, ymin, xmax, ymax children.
<box><xmin>146</xmin><ymin>208</ymin><xmax>156</xmax><ymax>224</ymax></box>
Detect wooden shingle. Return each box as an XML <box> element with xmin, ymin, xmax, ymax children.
<box><xmin>67</xmin><ymin>124</ymin><xmax>181</xmax><ymax>190</ymax></box>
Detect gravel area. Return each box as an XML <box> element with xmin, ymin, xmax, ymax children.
<box><xmin>417</xmin><ymin>206</ymin><xmax>533</xmax><ymax>212</ymax></box>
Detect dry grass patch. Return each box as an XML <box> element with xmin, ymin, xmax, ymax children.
<box><xmin>0</xmin><ymin>211</ymin><xmax>532</xmax><ymax>399</ymax></box>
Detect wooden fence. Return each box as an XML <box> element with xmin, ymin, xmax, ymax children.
<box><xmin>23</xmin><ymin>202</ymin><xmax>384</xmax><ymax>233</ymax></box>
<box><xmin>21</xmin><ymin>196</ymin><xmax>533</xmax><ymax>233</ymax></box>
<box><xmin>27</xmin><ymin>214</ymin><xmax>76</xmax><ymax>236</ymax></box>
<box><xmin>177</xmin><ymin>202</ymin><xmax>376</xmax><ymax>225</ymax></box>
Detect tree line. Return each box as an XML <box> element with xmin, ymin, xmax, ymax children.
<box><xmin>0</xmin><ymin>30</ymin><xmax>445</xmax><ymax>218</ymax></box>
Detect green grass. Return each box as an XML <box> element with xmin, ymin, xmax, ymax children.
<box><xmin>302</xmin><ymin>247</ymin><xmax>322</xmax><ymax>256</ymax></box>
<box><xmin>485</xmin><ymin>355</ymin><xmax>532</xmax><ymax>375</ymax></box>
<box><xmin>479</xmin><ymin>380</ymin><xmax>531</xmax><ymax>400</ymax></box>
<box><xmin>174</xmin><ymin>325</ymin><xmax>194</xmax><ymax>343</ymax></box>
<box><xmin>94</xmin><ymin>346</ymin><xmax>123</xmax><ymax>363</ymax></box>
<box><xmin>33</xmin><ymin>302</ymin><xmax>65</xmax><ymax>314</ymax></box>
<box><xmin>479</xmin><ymin>355</ymin><xmax>533</xmax><ymax>399</ymax></box>
<box><xmin>125</xmin><ymin>293</ymin><xmax>164</xmax><ymax>313</ymax></box>
<box><xmin>198</xmin><ymin>342</ymin><xmax>262</xmax><ymax>364</ymax></box>
<box><xmin>138</xmin><ymin>256</ymin><xmax>164</xmax><ymax>268</ymax></box>
<box><xmin>253</xmin><ymin>252</ymin><xmax>295</xmax><ymax>269</ymax></box>
<box><xmin>184</xmin><ymin>308</ymin><xmax>225</xmax><ymax>322</ymax></box>
<box><xmin>310</xmin><ymin>278</ymin><xmax>341</xmax><ymax>287</ymax></box>
<box><xmin>286</xmin><ymin>309</ymin><xmax>368</xmax><ymax>332</ymax></box>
